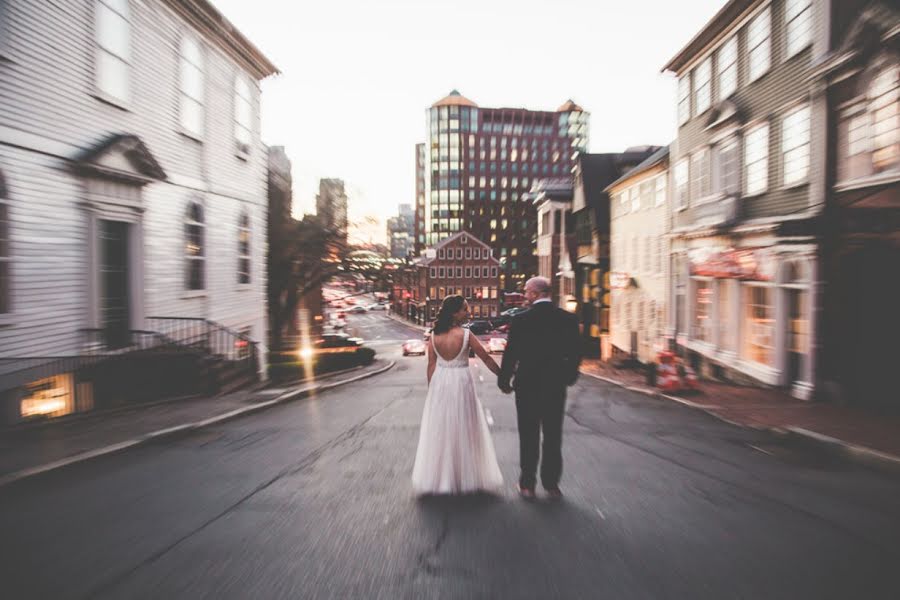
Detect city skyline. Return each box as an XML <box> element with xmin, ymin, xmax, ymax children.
<box><xmin>210</xmin><ymin>0</ymin><xmax>729</xmax><ymax>228</ymax></box>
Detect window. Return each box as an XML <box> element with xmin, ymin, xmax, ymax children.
<box><xmin>694</xmin><ymin>58</ymin><xmax>712</xmax><ymax>115</ymax></box>
<box><xmin>692</xmin><ymin>279</ymin><xmax>713</xmax><ymax>342</ymax></box>
<box><xmin>185</xmin><ymin>202</ymin><xmax>205</xmax><ymax>290</ymax></box>
<box><xmin>847</xmin><ymin>113</ymin><xmax>870</xmax><ymax>158</ymax></box>
<box><xmin>691</xmin><ymin>150</ymin><xmax>712</xmax><ymax>202</ymax></box>
<box><xmin>741</xmin><ymin>284</ymin><xmax>774</xmax><ymax>367</ymax></box>
<box><xmin>748</xmin><ymin>8</ymin><xmax>771</xmax><ymax>82</ymax></box>
<box><xmin>465</xmin><ymin>247</ymin><xmax>471</xmax><ymax>259</ymax></box>
<box><xmin>491</xmin><ymin>267</ymin><xmax>498</xmax><ymax>278</ymax></box>
<box><xmin>95</xmin><ymin>0</ymin><xmax>131</xmax><ymax>103</ymax></box>
<box><xmin>456</xmin><ymin>247</ymin><xmax>463</xmax><ymax>259</ymax></box>
<box><xmin>179</xmin><ymin>35</ymin><xmax>205</xmax><ymax>137</ymax></box>
<box><xmin>237</xmin><ymin>212</ymin><xmax>251</xmax><ymax>284</ymax></box>
<box><xmin>234</xmin><ymin>76</ymin><xmax>253</xmax><ymax>152</ymax></box>
<box><xmin>465</xmin><ymin>267</ymin><xmax>472</xmax><ymax>278</ymax></box>
<box><xmin>674</xmin><ymin>159</ymin><xmax>689</xmax><ymax>209</ymax></box>
<box><xmin>744</xmin><ymin>123</ymin><xmax>769</xmax><ymax>195</ymax></box>
<box><xmin>0</xmin><ymin>172</ymin><xmax>8</xmax><ymax>314</ymax></box>
<box><xmin>678</xmin><ymin>75</ymin><xmax>691</xmax><ymax>125</ymax></box>
<box><xmin>717</xmin><ymin>36</ymin><xmax>738</xmax><ymax>101</ymax></box>
<box><xmin>438</xmin><ymin>267</ymin><xmax>445</xmax><ymax>278</ymax></box>
<box><xmin>430</xmin><ymin>267</ymin><xmax>436</xmax><ymax>279</ymax></box>
<box><xmin>631</xmin><ymin>186</ymin><xmax>641</xmax><ymax>212</ymax></box>
<box><xmin>714</xmin><ymin>138</ymin><xmax>741</xmax><ymax>195</ymax></box>
<box><xmin>438</xmin><ymin>249</ymin><xmax>445</xmax><ymax>259</ymax></box>
<box><xmin>474</xmin><ymin>266</ymin><xmax>480</xmax><ymax>278</ymax></box>
<box><xmin>785</xmin><ymin>0</ymin><xmax>812</xmax><ymax>58</ymax></box>
<box><xmin>655</xmin><ymin>175</ymin><xmax>666</xmax><ymax>206</ymax></box>
<box><xmin>782</xmin><ymin>105</ymin><xmax>811</xmax><ymax>185</ymax></box>
<box><xmin>871</xmin><ymin>67</ymin><xmax>899</xmax><ymax>172</ymax></box>
<box><xmin>717</xmin><ymin>279</ymin><xmax>734</xmax><ymax>351</ymax></box>
<box><xmin>456</xmin><ymin>267</ymin><xmax>462</xmax><ymax>278</ymax></box>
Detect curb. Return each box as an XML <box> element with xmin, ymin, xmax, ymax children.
<box><xmin>0</xmin><ymin>361</ymin><xmax>396</xmax><ymax>489</ymax></box>
<box><xmin>580</xmin><ymin>369</ymin><xmax>900</xmax><ymax>476</ymax></box>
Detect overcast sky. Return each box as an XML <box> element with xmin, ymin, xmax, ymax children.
<box><xmin>211</xmin><ymin>0</ymin><xmax>727</xmax><ymax>242</ymax></box>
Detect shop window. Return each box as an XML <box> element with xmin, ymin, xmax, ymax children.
<box><xmin>741</xmin><ymin>284</ymin><xmax>774</xmax><ymax>367</ymax></box>
<box><xmin>692</xmin><ymin>279</ymin><xmax>713</xmax><ymax>342</ymax></box>
<box><xmin>717</xmin><ymin>279</ymin><xmax>734</xmax><ymax>351</ymax></box>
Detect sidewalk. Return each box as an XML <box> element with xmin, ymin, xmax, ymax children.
<box><xmin>0</xmin><ymin>359</ymin><xmax>395</xmax><ymax>487</ymax></box>
<box><xmin>386</xmin><ymin>311</ymin><xmax>428</xmax><ymax>332</ymax></box>
<box><xmin>580</xmin><ymin>358</ymin><xmax>900</xmax><ymax>473</ymax></box>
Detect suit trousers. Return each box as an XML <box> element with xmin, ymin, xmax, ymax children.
<box><xmin>515</xmin><ymin>386</ymin><xmax>566</xmax><ymax>490</ymax></box>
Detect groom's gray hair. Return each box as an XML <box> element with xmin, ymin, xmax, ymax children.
<box><xmin>525</xmin><ymin>276</ymin><xmax>551</xmax><ymax>297</ymax></box>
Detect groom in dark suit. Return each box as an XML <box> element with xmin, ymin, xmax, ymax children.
<box><xmin>498</xmin><ymin>277</ymin><xmax>581</xmax><ymax>498</ymax></box>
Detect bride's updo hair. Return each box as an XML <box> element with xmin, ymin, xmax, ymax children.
<box><xmin>433</xmin><ymin>295</ymin><xmax>465</xmax><ymax>335</ymax></box>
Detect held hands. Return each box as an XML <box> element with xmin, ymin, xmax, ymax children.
<box><xmin>497</xmin><ymin>375</ymin><xmax>513</xmax><ymax>395</ymax></box>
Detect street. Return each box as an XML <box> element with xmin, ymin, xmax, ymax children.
<box><xmin>1</xmin><ymin>313</ymin><xmax>899</xmax><ymax>599</ymax></box>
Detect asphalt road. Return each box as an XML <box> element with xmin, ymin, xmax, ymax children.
<box><xmin>2</xmin><ymin>312</ymin><xmax>899</xmax><ymax>599</ymax></box>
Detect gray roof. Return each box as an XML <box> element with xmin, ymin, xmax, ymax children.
<box><xmin>606</xmin><ymin>145</ymin><xmax>670</xmax><ymax>191</ymax></box>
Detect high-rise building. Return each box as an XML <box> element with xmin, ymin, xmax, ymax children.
<box><xmin>415</xmin><ymin>143</ymin><xmax>426</xmax><ymax>255</ymax></box>
<box><xmin>419</xmin><ymin>90</ymin><xmax>589</xmax><ymax>291</ymax></box>
<box><xmin>387</xmin><ymin>203</ymin><xmax>415</xmax><ymax>258</ymax></box>
<box><xmin>315</xmin><ymin>178</ymin><xmax>349</xmax><ymax>244</ymax></box>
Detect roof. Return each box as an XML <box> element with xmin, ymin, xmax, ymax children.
<box><xmin>431</xmin><ymin>90</ymin><xmax>479</xmax><ymax>108</ymax></box>
<box><xmin>661</xmin><ymin>0</ymin><xmax>759</xmax><ymax>74</ymax></box>
<box><xmin>557</xmin><ymin>99</ymin><xmax>584</xmax><ymax>112</ymax></box>
<box><xmin>531</xmin><ymin>177</ymin><xmax>574</xmax><ymax>203</ymax></box>
<box><xmin>575</xmin><ymin>148</ymin><xmax>661</xmax><ymax>222</ymax></box>
<box><xmin>168</xmin><ymin>0</ymin><xmax>279</xmax><ymax>79</ymax></box>
<box><xmin>417</xmin><ymin>231</ymin><xmax>500</xmax><ymax>265</ymax></box>
<box><xmin>606</xmin><ymin>145</ymin><xmax>670</xmax><ymax>191</ymax></box>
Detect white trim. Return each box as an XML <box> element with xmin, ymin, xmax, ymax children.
<box><xmin>834</xmin><ymin>171</ymin><xmax>900</xmax><ymax>192</ymax></box>
<box><xmin>674</xmin><ymin>0</ymin><xmax>773</xmax><ymax>76</ymax></box>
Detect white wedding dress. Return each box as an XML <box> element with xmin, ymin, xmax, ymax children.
<box><xmin>412</xmin><ymin>328</ymin><xmax>504</xmax><ymax>495</ymax></box>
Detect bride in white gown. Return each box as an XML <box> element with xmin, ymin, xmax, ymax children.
<box><xmin>412</xmin><ymin>295</ymin><xmax>504</xmax><ymax>495</ymax></box>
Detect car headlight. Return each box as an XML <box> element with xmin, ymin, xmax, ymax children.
<box><xmin>298</xmin><ymin>347</ymin><xmax>314</xmax><ymax>360</ymax></box>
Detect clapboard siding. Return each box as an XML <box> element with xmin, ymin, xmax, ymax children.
<box><xmin>672</xmin><ymin>0</ymin><xmax>826</xmax><ymax>229</ymax></box>
<box><xmin>0</xmin><ymin>0</ymin><xmax>269</xmax><ymax>370</ymax></box>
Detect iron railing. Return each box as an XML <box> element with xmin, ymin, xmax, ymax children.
<box><xmin>146</xmin><ymin>317</ymin><xmax>258</xmax><ymax>367</ymax></box>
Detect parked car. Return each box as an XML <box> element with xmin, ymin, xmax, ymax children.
<box><xmin>402</xmin><ymin>339</ymin><xmax>427</xmax><ymax>356</ymax></box>
<box><xmin>465</xmin><ymin>320</ymin><xmax>494</xmax><ymax>335</ymax></box>
<box><xmin>349</xmin><ymin>306</ymin><xmax>367</xmax><ymax>314</ymax></box>
<box><xmin>331</xmin><ymin>318</ymin><xmax>346</xmax><ymax>330</ymax></box>
<box><xmin>488</xmin><ymin>337</ymin><xmax>507</xmax><ymax>354</ymax></box>
<box><xmin>297</xmin><ymin>333</ymin><xmax>376</xmax><ymax>369</ymax></box>
<box><xmin>368</xmin><ymin>303</ymin><xmax>387</xmax><ymax>311</ymax></box>
<box><xmin>501</xmin><ymin>306</ymin><xmax>528</xmax><ymax>318</ymax></box>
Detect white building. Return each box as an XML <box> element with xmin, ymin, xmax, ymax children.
<box><xmin>608</xmin><ymin>147</ymin><xmax>670</xmax><ymax>363</ymax></box>
<box><xmin>0</xmin><ymin>0</ymin><xmax>278</xmax><ymax>422</ymax></box>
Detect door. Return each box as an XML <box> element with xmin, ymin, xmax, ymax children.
<box><xmin>100</xmin><ymin>220</ymin><xmax>129</xmax><ymax>349</ymax></box>
<box><xmin>786</xmin><ymin>288</ymin><xmax>807</xmax><ymax>385</ymax></box>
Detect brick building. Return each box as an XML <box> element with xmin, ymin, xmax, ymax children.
<box><xmin>393</xmin><ymin>232</ymin><xmax>501</xmax><ymax>325</ymax></box>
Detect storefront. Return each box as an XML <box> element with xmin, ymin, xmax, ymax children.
<box><xmin>674</xmin><ymin>241</ymin><xmax>816</xmax><ymax>399</ymax></box>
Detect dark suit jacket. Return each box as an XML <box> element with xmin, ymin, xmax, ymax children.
<box><xmin>498</xmin><ymin>301</ymin><xmax>581</xmax><ymax>394</ymax></box>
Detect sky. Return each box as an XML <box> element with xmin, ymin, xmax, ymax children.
<box><xmin>211</xmin><ymin>0</ymin><xmax>728</xmax><ymax>243</ymax></box>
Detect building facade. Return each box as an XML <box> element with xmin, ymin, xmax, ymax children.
<box><xmin>414</xmin><ymin>143</ymin><xmax>426</xmax><ymax>256</ymax></box>
<box><xmin>387</xmin><ymin>203</ymin><xmax>415</xmax><ymax>258</ymax></box>
<box><xmin>315</xmin><ymin>178</ymin><xmax>349</xmax><ymax>245</ymax></box>
<box><xmin>815</xmin><ymin>1</ymin><xmax>899</xmax><ymax>408</ymax></box>
<box><xmin>607</xmin><ymin>147</ymin><xmax>670</xmax><ymax>363</ymax></box>
<box><xmin>0</xmin><ymin>0</ymin><xmax>277</xmax><ymax>422</ymax></box>
<box><xmin>532</xmin><ymin>178</ymin><xmax>575</xmax><ymax>308</ymax></box>
<box><xmin>419</xmin><ymin>91</ymin><xmax>589</xmax><ymax>292</ymax></box>
<box><xmin>395</xmin><ymin>232</ymin><xmax>501</xmax><ymax>325</ymax></box>
<box><xmin>663</xmin><ymin>0</ymin><xmax>826</xmax><ymax>398</ymax></box>
<box><xmin>571</xmin><ymin>149</ymin><xmax>661</xmax><ymax>357</ymax></box>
